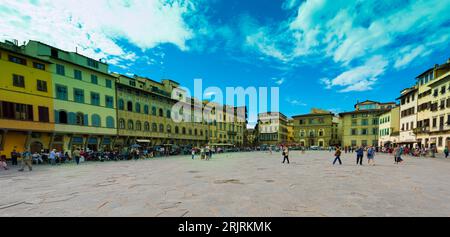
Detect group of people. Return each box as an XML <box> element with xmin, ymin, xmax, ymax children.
<box><xmin>191</xmin><ymin>146</ymin><xmax>214</xmax><ymax>160</ymax></box>
<box><xmin>333</xmin><ymin>145</ymin><xmax>406</xmax><ymax>166</ymax></box>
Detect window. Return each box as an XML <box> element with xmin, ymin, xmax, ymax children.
<box><xmin>51</xmin><ymin>48</ymin><xmax>58</xmax><ymax>58</ymax></box>
<box><xmin>74</xmin><ymin>89</ymin><xmax>85</xmax><ymax>103</ymax></box>
<box><xmin>144</xmin><ymin>105</ymin><xmax>149</xmax><ymax>114</ymax></box>
<box><xmin>37</xmin><ymin>80</ymin><xmax>47</xmax><ymax>92</ymax></box>
<box><xmin>87</xmin><ymin>58</ymin><xmax>99</xmax><ymax>68</ymax></box>
<box><xmin>351</xmin><ymin>119</ymin><xmax>357</xmax><ymax>126</ymax></box>
<box><xmin>33</xmin><ymin>62</ymin><xmax>45</xmax><ymax>70</ymax></box>
<box><xmin>152</xmin><ymin>107</ymin><xmax>156</xmax><ymax>115</ymax></box>
<box><xmin>75</xmin><ymin>112</ymin><xmax>84</xmax><ymax>125</ymax></box>
<box><xmin>56</xmin><ymin>64</ymin><xmax>65</xmax><ymax>75</ymax></box>
<box><xmin>159</xmin><ymin>108</ymin><xmax>163</xmax><ymax>117</ymax></box>
<box><xmin>433</xmin><ymin>118</ymin><xmax>437</xmax><ymax>127</ymax></box>
<box><xmin>118</xmin><ymin>99</ymin><xmax>124</xmax><ymax>110</ymax></box>
<box><xmin>38</xmin><ymin>106</ymin><xmax>49</xmax><ymax>122</ymax></box>
<box><xmin>91</xmin><ymin>114</ymin><xmax>101</xmax><ymax>127</ymax></box>
<box><xmin>351</xmin><ymin>129</ymin><xmax>357</xmax><ymax>135</ymax></box>
<box><xmin>361</xmin><ymin>140</ymin><xmax>367</xmax><ymax>147</ymax></box>
<box><xmin>0</xmin><ymin>101</ymin><xmax>33</xmax><ymax>121</ymax></box>
<box><xmin>175</xmin><ymin>126</ymin><xmax>179</xmax><ymax>134</ymax></box>
<box><xmin>372</xmin><ymin>118</ymin><xmax>378</xmax><ymax>125</ymax></box>
<box><xmin>8</xmin><ymin>55</ymin><xmax>26</xmax><ymax>65</ymax></box>
<box><xmin>182</xmin><ymin>127</ymin><xmax>186</xmax><ymax>134</ymax></box>
<box><xmin>136</xmin><ymin>121</ymin><xmax>141</xmax><ymax>131</ymax></box>
<box><xmin>127</xmin><ymin>101</ymin><xmax>133</xmax><ymax>112</ymax></box>
<box><xmin>361</xmin><ymin>129</ymin><xmax>367</xmax><ymax>135</ymax></box>
<box><xmin>351</xmin><ymin>140</ymin><xmax>357</xmax><ymax>146</ymax></box>
<box><xmin>58</xmin><ymin>111</ymin><xmax>68</xmax><ymax>124</ymax></box>
<box><xmin>91</xmin><ymin>92</ymin><xmax>100</xmax><ymax>106</ymax></box>
<box><xmin>13</xmin><ymin>74</ymin><xmax>25</xmax><ymax>88</ymax></box>
<box><xmin>144</xmin><ymin>122</ymin><xmax>150</xmax><ymax>131</ymax></box>
<box><xmin>135</xmin><ymin>103</ymin><xmax>141</xmax><ymax>113</ymax></box>
<box><xmin>167</xmin><ymin>125</ymin><xmax>172</xmax><ymax>133</ymax></box>
<box><xmin>361</xmin><ymin>119</ymin><xmax>368</xmax><ymax>126</ymax></box>
<box><xmin>105</xmin><ymin>79</ymin><xmax>112</xmax><ymax>88</ymax></box>
<box><xmin>152</xmin><ymin>123</ymin><xmax>157</xmax><ymax>132</ymax></box>
<box><xmin>159</xmin><ymin>124</ymin><xmax>164</xmax><ymax>133</ymax></box>
<box><xmin>56</xmin><ymin>85</ymin><xmax>68</xmax><ymax>100</ymax></box>
<box><xmin>129</xmin><ymin>80</ymin><xmax>136</xmax><ymax>87</ymax></box>
<box><xmin>74</xmin><ymin>70</ymin><xmax>82</xmax><ymax>80</ymax></box>
<box><xmin>91</xmin><ymin>75</ymin><xmax>98</xmax><ymax>84</ymax></box>
<box><xmin>372</xmin><ymin>128</ymin><xmax>377</xmax><ymax>135</ymax></box>
<box><xmin>167</xmin><ymin>110</ymin><xmax>171</xmax><ymax>118</ymax></box>
<box><xmin>106</xmin><ymin>116</ymin><xmax>115</xmax><ymax>128</ymax></box>
<box><xmin>127</xmin><ymin>120</ymin><xmax>134</xmax><ymax>130</ymax></box>
<box><xmin>105</xmin><ymin>96</ymin><xmax>114</xmax><ymax>108</ymax></box>
<box><xmin>119</xmin><ymin>119</ymin><xmax>125</xmax><ymax>129</ymax></box>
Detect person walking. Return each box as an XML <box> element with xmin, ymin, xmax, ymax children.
<box><xmin>49</xmin><ymin>149</ymin><xmax>57</xmax><ymax>165</ymax></box>
<box><xmin>394</xmin><ymin>145</ymin><xmax>403</xmax><ymax>164</ymax></box>
<box><xmin>356</xmin><ymin>146</ymin><xmax>364</xmax><ymax>165</ymax></box>
<box><xmin>444</xmin><ymin>146</ymin><xmax>449</xmax><ymax>158</ymax></box>
<box><xmin>11</xmin><ymin>148</ymin><xmax>19</xmax><ymax>166</ymax></box>
<box><xmin>18</xmin><ymin>149</ymin><xmax>32</xmax><ymax>172</ymax></box>
<box><xmin>191</xmin><ymin>148</ymin><xmax>195</xmax><ymax>160</ymax></box>
<box><xmin>333</xmin><ymin>146</ymin><xmax>342</xmax><ymax>165</ymax></box>
<box><xmin>367</xmin><ymin>146</ymin><xmax>375</xmax><ymax>166</ymax></box>
<box><xmin>282</xmin><ymin>146</ymin><xmax>290</xmax><ymax>164</ymax></box>
<box><xmin>72</xmin><ymin>148</ymin><xmax>81</xmax><ymax>165</ymax></box>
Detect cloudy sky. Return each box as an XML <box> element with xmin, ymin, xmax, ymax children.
<box><xmin>1</xmin><ymin>0</ymin><xmax>450</xmax><ymax>126</ymax></box>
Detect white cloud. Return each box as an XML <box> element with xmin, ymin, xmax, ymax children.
<box><xmin>0</xmin><ymin>0</ymin><xmax>196</xmax><ymax>67</ymax></box>
<box><xmin>272</xmin><ymin>77</ymin><xmax>285</xmax><ymax>85</ymax></box>
<box><xmin>286</xmin><ymin>98</ymin><xmax>306</xmax><ymax>106</ymax></box>
<box><xmin>321</xmin><ymin>56</ymin><xmax>388</xmax><ymax>92</ymax></box>
<box><xmin>241</xmin><ymin>0</ymin><xmax>450</xmax><ymax>89</ymax></box>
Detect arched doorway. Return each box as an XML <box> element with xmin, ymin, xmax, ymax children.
<box><xmin>30</xmin><ymin>141</ymin><xmax>43</xmax><ymax>153</ymax></box>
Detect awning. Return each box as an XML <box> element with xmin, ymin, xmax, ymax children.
<box><xmin>136</xmin><ymin>139</ymin><xmax>151</xmax><ymax>143</ymax></box>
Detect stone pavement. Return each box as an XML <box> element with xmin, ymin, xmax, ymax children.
<box><xmin>1</xmin><ymin>151</ymin><xmax>450</xmax><ymax>216</ymax></box>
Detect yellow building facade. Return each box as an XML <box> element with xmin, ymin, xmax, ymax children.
<box><xmin>0</xmin><ymin>41</ymin><xmax>54</xmax><ymax>158</ymax></box>
<box><xmin>24</xmin><ymin>41</ymin><xmax>118</xmax><ymax>152</ymax></box>
<box><xmin>339</xmin><ymin>101</ymin><xmax>395</xmax><ymax>148</ymax></box>
<box><xmin>415</xmin><ymin>60</ymin><xmax>450</xmax><ymax>151</ymax></box>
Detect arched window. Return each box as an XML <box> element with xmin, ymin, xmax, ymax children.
<box><xmin>76</xmin><ymin>112</ymin><xmax>84</xmax><ymax>125</ymax></box>
<box><xmin>159</xmin><ymin>124</ymin><xmax>164</xmax><ymax>133</ymax></box>
<box><xmin>166</xmin><ymin>110</ymin><xmax>171</xmax><ymax>118</ymax></box>
<box><xmin>119</xmin><ymin>119</ymin><xmax>125</xmax><ymax>129</ymax></box>
<box><xmin>118</xmin><ymin>99</ymin><xmax>124</xmax><ymax>110</ymax></box>
<box><xmin>309</xmin><ymin>130</ymin><xmax>314</xmax><ymax>137</ymax></box>
<box><xmin>159</xmin><ymin>108</ymin><xmax>163</xmax><ymax>117</ymax></box>
<box><xmin>136</xmin><ymin>121</ymin><xmax>141</xmax><ymax>131</ymax></box>
<box><xmin>144</xmin><ymin>122</ymin><xmax>149</xmax><ymax>131</ymax></box>
<box><xmin>152</xmin><ymin>107</ymin><xmax>156</xmax><ymax>115</ymax></box>
<box><xmin>127</xmin><ymin>101</ymin><xmax>133</xmax><ymax>112</ymax></box>
<box><xmin>144</xmin><ymin>105</ymin><xmax>149</xmax><ymax>114</ymax></box>
<box><xmin>318</xmin><ymin>130</ymin><xmax>324</xmax><ymax>136</ymax></box>
<box><xmin>189</xmin><ymin>129</ymin><xmax>192</xmax><ymax>135</ymax></box>
<box><xmin>152</xmin><ymin>123</ymin><xmax>157</xmax><ymax>132</ymax></box>
<box><xmin>91</xmin><ymin>114</ymin><xmax>101</xmax><ymax>127</ymax></box>
<box><xmin>106</xmin><ymin>116</ymin><xmax>115</xmax><ymax>128</ymax></box>
<box><xmin>167</xmin><ymin>125</ymin><xmax>171</xmax><ymax>133</ymax></box>
<box><xmin>175</xmin><ymin>126</ymin><xmax>179</xmax><ymax>134</ymax></box>
<box><xmin>127</xmin><ymin>120</ymin><xmax>134</xmax><ymax>130</ymax></box>
<box><xmin>135</xmin><ymin>103</ymin><xmax>141</xmax><ymax>113</ymax></box>
<box><xmin>194</xmin><ymin>129</ymin><xmax>198</xmax><ymax>135</ymax></box>
<box><xmin>200</xmin><ymin>130</ymin><xmax>203</xmax><ymax>136</ymax></box>
<box><xmin>182</xmin><ymin>127</ymin><xmax>186</xmax><ymax>134</ymax></box>
<box><xmin>59</xmin><ymin>111</ymin><xmax>68</xmax><ymax>124</ymax></box>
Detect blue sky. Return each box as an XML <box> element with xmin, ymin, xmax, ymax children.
<box><xmin>1</xmin><ymin>0</ymin><xmax>450</xmax><ymax>126</ymax></box>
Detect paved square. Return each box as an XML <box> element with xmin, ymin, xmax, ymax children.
<box><xmin>1</xmin><ymin>151</ymin><xmax>450</xmax><ymax>216</ymax></box>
